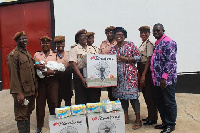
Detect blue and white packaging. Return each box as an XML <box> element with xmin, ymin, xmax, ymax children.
<box><xmin>86</xmin><ymin>103</ymin><xmax>102</xmax><ymax>113</ymax></box>
<box><xmin>55</xmin><ymin>106</ymin><xmax>71</xmax><ymax>119</ymax></box>
<box><xmin>71</xmin><ymin>104</ymin><xmax>86</xmax><ymax>115</ymax></box>
<box><xmin>102</xmin><ymin>100</ymin><xmax>113</xmax><ymax>113</ymax></box>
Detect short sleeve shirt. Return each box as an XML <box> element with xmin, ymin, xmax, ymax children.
<box><xmin>33</xmin><ymin>49</ymin><xmax>57</xmax><ymax>64</ymax></box>
<box><xmin>56</xmin><ymin>51</ymin><xmax>69</xmax><ymax>67</ymax></box>
<box><xmin>139</xmin><ymin>39</ymin><xmax>154</xmax><ymax>63</ymax></box>
<box><xmin>100</xmin><ymin>39</ymin><xmax>117</xmax><ymax>54</ymax></box>
<box><xmin>68</xmin><ymin>44</ymin><xmax>98</xmax><ymax>69</ymax></box>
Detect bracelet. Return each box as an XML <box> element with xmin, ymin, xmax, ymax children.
<box><xmin>35</xmin><ymin>62</ymin><xmax>40</xmax><ymax>65</ymax></box>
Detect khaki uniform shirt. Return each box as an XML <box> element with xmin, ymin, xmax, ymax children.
<box><xmin>91</xmin><ymin>45</ymin><xmax>100</xmax><ymax>54</ymax></box>
<box><xmin>33</xmin><ymin>49</ymin><xmax>57</xmax><ymax>64</ymax></box>
<box><xmin>56</xmin><ymin>51</ymin><xmax>69</xmax><ymax>67</ymax></box>
<box><xmin>69</xmin><ymin>44</ymin><xmax>98</xmax><ymax>69</ymax></box>
<box><xmin>139</xmin><ymin>39</ymin><xmax>154</xmax><ymax>63</ymax></box>
<box><xmin>100</xmin><ymin>39</ymin><xmax>117</xmax><ymax>54</ymax></box>
<box><xmin>7</xmin><ymin>46</ymin><xmax>37</xmax><ymax>96</ymax></box>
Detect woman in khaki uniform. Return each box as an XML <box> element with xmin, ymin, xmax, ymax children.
<box><xmin>7</xmin><ymin>31</ymin><xmax>37</xmax><ymax>133</ymax></box>
<box><xmin>137</xmin><ymin>26</ymin><xmax>158</xmax><ymax>125</ymax></box>
<box><xmin>54</xmin><ymin>36</ymin><xmax>73</xmax><ymax>107</ymax></box>
<box><xmin>100</xmin><ymin>26</ymin><xmax>117</xmax><ymax>101</ymax></box>
<box><xmin>69</xmin><ymin>29</ymin><xmax>101</xmax><ymax>104</ymax></box>
<box><xmin>34</xmin><ymin>36</ymin><xmax>58</xmax><ymax>133</ymax></box>
<box><xmin>86</xmin><ymin>32</ymin><xmax>100</xmax><ymax>54</ymax></box>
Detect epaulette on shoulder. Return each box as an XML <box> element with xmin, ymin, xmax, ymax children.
<box><xmin>71</xmin><ymin>44</ymin><xmax>77</xmax><ymax>48</ymax></box>
<box><xmin>147</xmin><ymin>40</ymin><xmax>154</xmax><ymax>45</ymax></box>
<box><xmin>93</xmin><ymin>46</ymin><xmax>99</xmax><ymax>50</ymax></box>
<box><xmin>8</xmin><ymin>49</ymin><xmax>18</xmax><ymax>57</ymax></box>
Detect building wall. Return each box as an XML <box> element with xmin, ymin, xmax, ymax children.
<box><xmin>0</xmin><ymin>0</ymin><xmax>52</xmax><ymax>89</ymax></box>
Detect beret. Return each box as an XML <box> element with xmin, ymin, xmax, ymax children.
<box><xmin>105</xmin><ymin>26</ymin><xmax>115</xmax><ymax>33</ymax></box>
<box><xmin>40</xmin><ymin>36</ymin><xmax>52</xmax><ymax>42</ymax></box>
<box><xmin>13</xmin><ymin>31</ymin><xmax>26</xmax><ymax>41</ymax></box>
<box><xmin>54</xmin><ymin>36</ymin><xmax>65</xmax><ymax>42</ymax></box>
<box><xmin>75</xmin><ymin>29</ymin><xmax>87</xmax><ymax>38</ymax></box>
<box><xmin>86</xmin><ymin>32</ymin><xmax>95</xmax><ymax>37</ymax></box>
<box><xmin>138</xmin><ymin>26</ymin><xmax>150</xmax><ymax>31</ymax></box>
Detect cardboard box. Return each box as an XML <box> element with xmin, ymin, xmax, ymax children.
<box><xmin>87</xmin><ymin>110</ymin><xmax>125</xmax><ymax>133</ymax></box>
<box><xmin>49</xmin><ymin>115</ymin><xmax>87</xmax><ymax>133</ymax></box>
<box><xmin>83</xmin><ymin>54</ymin><xmax>117</xmax><ymax>88</ymax></box>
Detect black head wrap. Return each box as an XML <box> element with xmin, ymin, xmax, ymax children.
<box><xmin>113</xmin><ymin>27</ymin><xmax>127</xmax><ymax>38</ymax></box>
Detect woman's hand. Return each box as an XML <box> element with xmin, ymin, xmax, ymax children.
<box><xmin>117</xmin><ymin>56</ymin><xmax>127</xmax><ymax>62</ymax></box>
<box><xmin>42</xmin><ymin>67</ymin><xmax>54</xmax><ymax>76</ymax></box>
<box><xmin>140</xmin><ymin>75</ymin><xmax>145</xmax><ymax>88</ymax></box>
<box><xmin>81</xmin><ymin>78</ymin><xmax>87</xmax><ymax>88</ymax></box>
<box><xmin>35</xmin><ymin>63</ymin><xmax>45</xmax><ymax>71</ymax></box>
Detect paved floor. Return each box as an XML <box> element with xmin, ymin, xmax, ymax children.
<box><xmin>0</xmin><ymin>90</ymin><xmax>199</xmax><ymax>133</ymax></box>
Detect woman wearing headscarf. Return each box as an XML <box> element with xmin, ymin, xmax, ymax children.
<box><xmin>109</xmin><ymin>27</ymin><xmax>142</xmax><ymax>130</ymax></box>
<box><xmin>54</xmin><ymin>36</ymin><xmax>73</xmax><ymax>107</ymax></box>
<box><xmin>137</xmin><ymin>26</ymin><xmax>158</xmax><ymax>125</ymax></box>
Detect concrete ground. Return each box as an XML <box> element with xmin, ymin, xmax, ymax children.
<box><xmin>0</xmin><ymin>90</ymin><xmax>199</xmax><ymax>133</ymax></box>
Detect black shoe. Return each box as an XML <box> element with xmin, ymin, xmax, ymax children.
<box><xmin>143</xmin><ymin>120</ymin><xmax>157</xmax><ymax>125</ymax></box>
<box><xmin>155</xmin><ymin>123</ymin><xmax>166</xmax><ymax>129</ymax></box>
<box><xmin>142</xmin><ymin>118</ymin><xmax>148</xmax><ymax>121</ymax></box>
<box><xmin>161</xmin><ymin>126</ymin><xmax>175</xmax><ymax>133</ymax></box>
<box><xmin>35</xmin><ymin>128</ymin><xmax>42</xmax><ymax>133</ymax></box>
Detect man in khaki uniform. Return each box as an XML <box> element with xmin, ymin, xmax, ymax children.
<box><xmin>7</xmin><ymin>31</ymin><xmax>37</xmax><ymax>133</ymax></box>
<box><xmin>100</xmin><ymin>26</ymin><xmax>117</xmax><ymax>101</ymax></box>
<box><xmin>69</xmin><ymin>29</ymin><xmax>101</xmax><ymax>104</ymax></box>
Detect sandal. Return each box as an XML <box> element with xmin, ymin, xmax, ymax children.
<box><xmin>132</xmin><ymin>120</ymin><xmax>142</xmax><ymax>130</ymax></box>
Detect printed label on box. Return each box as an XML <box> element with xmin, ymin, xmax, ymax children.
<box><xmin>84</xmin><ymin>54</ymin><xmax>117</xmax><ymax>87</ymax></box>
<box><xmin>87</xmin><ymin>111</ymin><xmax>125</xmax><ymax>133</ymax></box>
<box><xmin>49</xmin><ymin>115</ymin><xmax>87</xmax><ymax>133</ymax></box>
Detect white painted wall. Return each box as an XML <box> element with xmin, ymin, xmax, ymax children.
<box><xmin>0</xmin><ymin>0</ymin><xmax>199</xmax><ymax>72</ymax></box>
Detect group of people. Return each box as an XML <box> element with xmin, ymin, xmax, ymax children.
<box><xmin>7</xmin><ymin>23</ymin><xmax>177</xmax><ymax>133</ymax></box>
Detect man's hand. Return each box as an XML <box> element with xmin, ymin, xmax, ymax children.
<box><xmin>160</xmin><ymin>78</ymin><xmax>167</xmax><ymax>89</ymax></box>
<box><xmin>35</xmin><ymin>91</ymin><xmax>38</xmax><ymax>98</ymax></box>
<box><xmin>17</xmin><ymin>93</ymin><xmax>24</xmax><ymax>105</ymax></box>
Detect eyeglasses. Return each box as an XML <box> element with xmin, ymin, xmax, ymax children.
<box><xmin>115</xmin><ymin>34</ymin><xmax>124</xmax><ymax>37</ymax></box>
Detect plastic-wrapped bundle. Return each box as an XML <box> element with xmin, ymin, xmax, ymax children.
<box><xmin>36</xmin><ymin>61</ymin><xmax>46</xmax><ymax>78</ymax></box>
<box><xmin>36</xmin><ymin>61</ymin><xmax>66</xmax><ymax>78</ymax></box>
<box><xmin>111</xmin><ymin>100</ymin><xmax>121</xmax><ymax>111</ymax></box>
<box><xmin>71</xmin><ymin>104</ymin><xmax>86</xmax><ymax>115</ymax></box>
<box><xmin>46</xmin><ymin>61</ymin><xmax>66</xmax><ymax>71</ymax></box>
<box><xmin>55</xmin><ymin>106</ymin><xmax>71</xmax><ymax>119</ymax></box>
<box><xmin>102</xmin><ymin>100</ymin><xmax>113</xmax><ymax>113</ymax></box>
<box><xmin>86</xmin><ymin>103</ymin><xmax>102</xmax><ymax>113</ymax></box>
